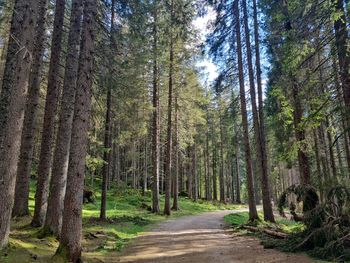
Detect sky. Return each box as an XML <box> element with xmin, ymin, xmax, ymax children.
<box><xmin>192</xmin><ymin>7</ymin><xmax>219</xmax><ymax>84</ymax></box>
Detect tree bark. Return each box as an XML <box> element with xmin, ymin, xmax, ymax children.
<box><xmin>334</xmin><ymin>0</ymin><xmax>350</xmax><ymax>147</ymax></box>
<box><xmin>100</xmin><ymin>0</ymin><xmax>115</xmax><ymax>221</ymax></box>
<box><xmin>205</xmin><ymin>119</ymin><xmax>211</xmax><ymax>200</ymax></box>
<box><xmin>13</xmin><ymin>0</ymin><xmax>49</xmax><ymax>217</ymax></box>
<box><xmin>56</xmin><ymin>0</ymin><xmax>97</xmax><ymax>261</ymax></box>
<box><xmin>292</xmin><ymin>84</ymin><xmax>311</xmax><ymax>185</ymax></box>
<box><xmin>44</xmin><ymin>0</ymin><xmax>83</xmax><ymax>236</ymax></box>
<box><xmin>235</xmin><ymin>131</ymin><xmax>241</xmax><ymax>203</ymax></box>
<box><xmin>212</xmin><ymin>132</ymin><xmax>217</xmax><ymax>201</ymax></box>
<box><xmin>325</xmin><ymin>117</ymin><xmax>337</xmax><ymax>179</ymax></box>
<box><xmin>193</xmin><ymin>143</ymin><xmax>198</xmax><ymax>201</ymax></box>
<box><xmin>32</xmin><ymin>0</ymin><xmax>67</xmax><ymax>227</ymax></box>
<box><xmin>242</xmin><ymin>0</ymin><xmax>274</xmax><ymax>222</ymax></box>
<box><xmin>172</xmin><ymin>95</ymin><xmax>179</xmax><ymax>210</ymax></box>
<box><xmin>234</xmin><ymin>0</ymin><xmax>259</xmax><ymax>221</ymax></box>
<box><xmin>164</xmin><ymin>3</ymin><xmax>174</xmax><ymax>215</ymax></box>
<box><xmin>219</xmin><ymin>117</ymin><xmax>225</xmax><ymax>203</ymax></box>
<box><xmin>151</xmin><ymin>1</ymin><xmax>160</xmax><ymax>213</ymax></box>
<box><xmin>0</xmin><ymin>0</ymin><xmax>38</xmax><ymax>248</ymax></box>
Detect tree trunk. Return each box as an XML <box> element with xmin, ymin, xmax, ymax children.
<box><xmin>234</xmin><ymin>0</ymin><xmax>259</xmax><ymax>221</ymax></box>
<box><xmin>56</xmin><ymin>0</ymin><xmax>97</xmax><ymax>261</ymax></box>
<box><xmin>44</xmin><ymin>0</ymin><xmax>83</xmax><ymax>236</ymax></box>
<box><xmin>235</xmin><ymin>132</ymin><xmax>241</xmax><ymax>203</ymax></box>
<box><xmin>251</xmin><ymin>0</ymin><xmax>275</xmax><ymax>222</ymax></box>
<box><xmin>219</xmin><ymin>117</ymin><xmax>225</xmax><ymax>203</ymax></box>
<box><xmin>205</xmin><ymin>121</ymin><xmax>211</xmax><ymax>200</ymax></box>
<box><xmin>13</xmin><ymin>0</ymin><xmax>48</xmax><ymax>217</ymax></box>
<box><xmin>212</xmin><ymin>135</ymin><xmax>217</xmax><ymax>201</ymax></box>
<box><xmin>188</xmin><ymin>149</ymin><xmax>193</xmax><ymax>199</ymax></box>
<box><xmin>334</xmin><ymin>0</ymin><xmax>350</xmax><ymax>148</ymax></box>
<box><xmin>313</xmin><ymin>129</ymin><xmax>324</xmax><ymax>202</ymax></box>
<box><xmin>325</xmin><ymin>117</ymin><xmax>337</xmax><ymax>180</ymax></box>
<box><xmin>172</xmin><ymin>95</ymin><xmax>179</xmax><ymax>210</ymax></box>
<box><xmin>151</xmin><ymin>1</ymin><xmax>160</xmax><ymax>213</ymax></box>
<box><xmin>164</xmin><ymin>7</ymin><xmax>174</xmax><ymax>215</ymax></box>
<box><xmin>193</xmin><ymin>143</ymin><xmax>198</xmax><ymax>201</ymax></box>
<box><xmin>242</xmin><ymin>0</ymin><xmax>274</xmax><ymax>222</ymax></box>
<box><xmin>100</xmin><ymin>0</ymin><xmax>115</xmax><ymax>221</ymax></box>
<box><xmin>292</xmin><ymin>84</ymin><xmax>311</xmax><ymax>185</ymax></box>
<box><xmin>143</xmin><ymin>138</ymin><xmax>148</xmax><ymax>194</ymax></box>
<box><xmin>0</xmin><ymin>0</ymin><xmax>38</xmax><ymax>248</ymax></box>
<box><xmin>32</xmin><ymin>0</ymin><xmax>67</xmax><ymax>227</ymax></box>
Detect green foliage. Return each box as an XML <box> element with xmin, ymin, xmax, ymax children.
<box><xmin>224</xmin><ymin>212</ymin><xmax>304</xmax><ymax>234</ymax></box>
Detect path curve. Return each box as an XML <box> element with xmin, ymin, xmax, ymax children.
<box><xmin>116</xmin><ymin>210</ymin><xmax>313</xmax><ymax>263</ymax></box>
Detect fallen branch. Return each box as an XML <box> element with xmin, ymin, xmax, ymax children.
<box><xmin>243</xmin><ymin>225</ymin><xmax>288</xmax><ymax>239</ymax></box>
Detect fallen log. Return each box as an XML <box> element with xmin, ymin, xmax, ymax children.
<box><xmin>243</xmin><ymin>225</ymin><xmax>288</xmax><ymax>239</ymax></box>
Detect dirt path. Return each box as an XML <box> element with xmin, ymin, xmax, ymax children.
<box><xmin>115</xmin><ymin>210</ymin><xmax>313</xmax><ymax>263</ymax></box>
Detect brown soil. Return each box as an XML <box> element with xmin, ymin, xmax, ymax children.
<box><xmin>113</xmin><ymin>210</ymin><xmax>314</xmax><ymax>263</ymax></box>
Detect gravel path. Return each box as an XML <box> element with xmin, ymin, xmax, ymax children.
<box><xmin>115</xmin><ymin>210</ymin><xmax>313</xmax><ymax>263</ymax></box>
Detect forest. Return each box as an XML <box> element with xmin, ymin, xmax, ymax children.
<box><xmin>0</xmin><ymin>0</ymin><xmax>350</xmax><ymax>262</ymax></box>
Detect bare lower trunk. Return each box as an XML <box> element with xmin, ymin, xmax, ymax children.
<box><xmin>334</xmin><ymin>0</ymin><xmax>350</xmax><ymax>149</ymax></box>
<box><xmin>243</xmin><ymin>0</ymin><xmax>274</xmax><ymax>222</ymax></box>
<box><xmin>235</xmin><ymin>132</ymin><xmax>241</xmax><ymax>203</ymax></box>
<box><xmin>100</xmin><ymin>86</ymin><xmax>112</xmax><ymax>220</ymax></box>
<box><xmin>164</xmin><ymin>16</ymin><xmax>174</xmax><ymax>215</ymax></box>
<box><xmin>212</xmin><ymin>140</ymin><xmax>217</xmax><ymax>201</ymax></box>
<box><xmin>13</xmin><ymin>0</ymin><xmax>48</xmax><ymax>217</ymax></box>
<box><xmin>172</xmin><ymin>96</ymin><xmax>179</xmax><ymax>210</ymax></box>
<box><xmin>219</xmin><ymin>118</ymin><xmax>225</xmax><ymax>203</ymax></box>
<box><xmin>0</xmin><ymin>0</ymin><xmax>38</xmax><ymax>247</ymax></box>
<box><xmin>151</xmin><ymin>2</ymin><xmax>160</xmax><ymax>213</ymax></box>
<box><xmin>32</xmin><ymin>0</ymin><xmax>67</xmax><ymax>227</ymax></box>
<box><xmin>292</xmin><ymin>85</ymin><xmax>311</xmax><ymax>185</ymax></box>
<box><xmin>193</xmin><ymin>143</ymin><xmax>198</xmax><ymax>201</ymax></box>
<box><xmin>101</xmin><ymin>0</ymin><xmax>115</xmax><ymax>219</ymax></box>
<box><xmin>44</xmin><ymin>0</ymin><xmax>83</xmax><ymax>236</ymax></box>
<box><xmin>56</xmin><ymin>1</ymin><xmax>97</xmax><ymax>261</ymax></box>
<box><xmin>234</xmin><ymin>0</ymin><xmax>258</xmax><ymax>221</ymax></box>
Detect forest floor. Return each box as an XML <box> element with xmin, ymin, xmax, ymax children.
<box><xmin>0</xmin><ymin>181</ymin><xmax>242</xmax><ymax>262</ymax></box>
<box><xmin>114</xmin><ymin>210</ymin><xmax>314</xmax><ymax>263</ymax></box>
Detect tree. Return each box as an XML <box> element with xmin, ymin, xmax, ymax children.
<box><xmin>164</xmin><ymin>0</ymin><xmax>174</xmax><ymax>216</ymax></box>
<box><xmin>151</xmin><ymin>0</ymin><xmax>160</xmax><ymax>214</ymax></box>
<box><xmin>241</xmin><ymin>0</ymin><xmax>274</xmax><ymax>222</ymax></box>
<box><xmin>234</xmin><ymin>0</ymin><xmax>259</xmax><ymax>221</ymax></box>
<box><xmin>0</xmin><ymin>0</ymin><xmax>39</xmax><ymax>247</ymax></box>
<box><xmin>44</xmin><ymin>0</ymin><xmax>83</xmax><ymax>236</ymax></box>
<box><xmin>100</xmin><ymin>0</ymin><xmax>116</xmax><ymax>221</ymax></box>
<box><xmin>56</xmin><ymin>0</ymin><xmax>97</xmax><ymax>260</ymax></box>
<box><xmin>32</xmin><ymin>0</ymin><xmax>67</xmax><ymax>227</ymax></box>
<box><xmin>172</xmin><ymin>94</ymin><xmax>179</xmax><ymax>210</ymax></box>
<box><xmin>12</xmin><ymin>0</ymin><xmax>49</xmax><ymax>217</ymax></box>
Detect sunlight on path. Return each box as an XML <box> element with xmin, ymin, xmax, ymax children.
<box><xmin>111</xmin><ymin>210</ymin><xmax>313</xmax><ymax>263</ymax></box>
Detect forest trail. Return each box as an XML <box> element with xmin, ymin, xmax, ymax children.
<box><xmin>113</xmin><ymin>210</ymin><xmax>313</xmax><ymax>263</ymax></box>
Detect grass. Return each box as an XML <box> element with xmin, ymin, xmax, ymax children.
<box><xmin>0</xmin><ymin>180</ymin><xmax>244</xmax><ymax>262</ymax></box>
<box><xmin>224</xmin><ymin>211</ymin><xmax>305</xmax><ymax>234</ymax></box>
